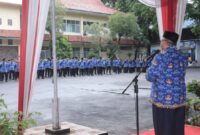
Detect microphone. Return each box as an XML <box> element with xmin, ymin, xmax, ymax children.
<box><xmin>146</xmin><ymin>49</ymin><xmax>160</xmax><ymax>61</ymax></box>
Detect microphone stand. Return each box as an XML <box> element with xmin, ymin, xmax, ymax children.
<box><xmin>122</xmin><ymin>67</ymin><xmax>142</xmax><ymax>135</ymax></box>
<box><xmin>122</xmin><ymin>51</ymin><xmax>159</xmax><ymax>135</ymax></box>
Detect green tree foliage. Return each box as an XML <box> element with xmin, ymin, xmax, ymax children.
<box><xmin>84</xmin><ymin>23</ymin><xmax>110</xmax><ymax>39</ymax></box>
<box><xmin>102</xmin><ymin>0</ymin><xmax>136</xmax><ymax>11</ymax></box>
<box><xmin>108</xmin><ymin>12</ymin><xmax>140</xmax><ymax>42</ymax></box>
<box><xmin>87</xmin><ymin>43</ymin><xmax>105</xmax><ymax>58</ymax></box>
<box><xmin>46</xmin><ymin>0</ymin><xmax>66</xmax><ymax>35</ymax></box>
<box><xmin>105</xmin><ymin>42</ymin><xmax>120</xmax><ymax>59</ymax></box>
<box><xmin>101</xmin><ymin>0</ymin><xmax>117</xmax><ymax>7</ymax></box>
<box><xmin>131</xmin><ymin>1</ymin><xmax>158</xmax><ymax>40</ymax></box>
<box><xmin>84</xmin><ymin>23</ymin><xmax>111</xmax><ymax>57</ymax></box>
<box><xmin>187</xmin><ymin>80</ymin><xmax>200</xmax><ymax>98</ymax></box>
<box><xmin>115</xmin><ymin>0</ymin><xmax>135</xmax><ymax>12</ymax></box>
<box><xmin>127</xmin><ymin>52</ymin><xmax>132</xmax><ymax>59</ymax></box>
<box><xmin>56</xmin><ymin>36</ymin><xmax>72</xmax><ymax>59</ymax></box>
<box><xmin>186</xmin><ymin>0</ymin><xmax>200</xmax><ymax>38</ymax></box>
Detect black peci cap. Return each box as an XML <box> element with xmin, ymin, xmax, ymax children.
<box><xmin>163</xmin><ymin>31</ymin><xmax>179</xmax><ymax>44</ymax></box>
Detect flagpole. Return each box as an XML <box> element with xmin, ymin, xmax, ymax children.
<box><xmin>45</xmin><ymin>0</ymin><xmax>70</xmax><ymax>133</ymax></box>
<box><xmin>51</xmin><ymin>0</ymin><xmax>60</xmax><ymax>130</ymax></box>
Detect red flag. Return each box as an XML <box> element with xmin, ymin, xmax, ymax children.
<box><xmin>139</xmin><ymin>0</ymin><xmax>187</xmax><ymax>41</ymax></box>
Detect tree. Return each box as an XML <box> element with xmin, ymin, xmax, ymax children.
<box><xmin>84</xmin><ymin>22</ymin><xmax>111</xmax><ymax>57</ymax></box>
<box><xmin>105</xmin><ymin>42</ymin><xmax>120</xmax><ymax>59</ymax></box>
<box><xmin>131</xmin><ymin>1</ymin><xmax>158</xmax><ymax>42</ymax></box>
<box><xmin>101</xmin><ymin>0</ymin><xmax>136</xmax><ymax>11</ymax></box>
<box><xmin>186</xmin><ymin>0</ymin><xmax>200</xmax><ymax>38</ymax></box>
<box><xmin>115</xmin><ymin>0</ymin><xmax>135</xmax><ymax>12</ymax></box>
<box><xmin>84</xmin><ymin>23</ymin><xmax>110</xmax><ymax>39</ymax></box>
<box><xmin>56</xmin><ymin>36</ymin><xmax>72</xmax><ymax>59</ymax></box>
<box><xmin>108</xmin><ymin>12</ymin><xmax>140</xmax><ymax>43</ymax></box>
<box><xmin>46</xmin><ymin>0</ymin><xmax>66</xmax><ymax>35</ymax></box>
<box><xmin>127</xmin><ymin>52</ymin><xmax>133</xmax><ymax>59</ymax></box>
<box><xmin>133</xmin><ymin>33</ymin><xmax>150</xmax><ymax>59</ymax></box>
<box><xmin>101</xmin><ymin>0</ymin><xmax>117</xmax><ymax>7</ymax></box>
<box><xmin>46</xmin><ymin>0</ymin><xmax>67</xmax><ymax>58</ymax></box>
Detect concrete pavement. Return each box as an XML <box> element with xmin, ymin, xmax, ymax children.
<box><xmin>0</xmin><ymin>68</ymin><xmax>200</xmax><ymax>135</ymax></box>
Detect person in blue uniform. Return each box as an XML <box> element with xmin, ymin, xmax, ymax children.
<box><xmin>9</xmin><ymin>60</ymin><xmax>17</xmax><ymax>80</ymax></box>
<box><xmin>1</xmin><ymin>59</ymin><xmax>8</xmax><ymax>82</ymax></box>
<box><xmin>130</xmin><ymin>59</ymin><xmax>134</xmax><ymax>72</ymax></box>
<box><xmin>102</xmin><ymin>59</ymin><xmax>106</xmax><ymax>75</ymax></box>
<box><xmin>44</xmin><ymin>58</ymin><xmax>51</xmax><ymax>78</ymax></box>
<box><xmin>56</xmin><ymin>59</ymin><xmax>61</xmax><ymax>77</ymax></box>
<box><xmin>64</xmin><ymin>58</ymin><xmax>70</xmax><ymax>77</ymax></box>
<box><xmin>106</xmin><ymin>58</ymin><xmax>111</xmax><ymax>75</ymax></box>
<box><xmin>14</xmin><ymin>60</ymin><xmax>19</xmax><ymax>80</ymax></box>
<box><xmin>0</xmin><ymin>60</ymin><xmax>3</xmax><ymax>81</ymax></box>
<box><xmin>97</xmin><ymin>58</ymin><xmax>103</xmax><ymax>75</ymax></box>
<box><xmin>123</xmin><ymin>59</ymin><xmax>129</xmax><ymax>73</ymax></box>
<box><xmin>38</xmin><ymin>59</ymin><xmax>45</xmax><ymax>79</ymax></box>
<box><xmin>79</xmin><ymin>58</ymin><xmax>85</xmax><ymax>76</ymax></box>
<box><xmin>88</xmin><ymin>58</ymin><xmax>94</xmax><ymax>76</ymax></box>
<box><xmin>146</xmin><ymin>31</ymin><xmax>188</xmax><ymax>135</ymax></box>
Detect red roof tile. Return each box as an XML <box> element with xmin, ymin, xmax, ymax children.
<box><xmin>60</xmin><ymin>0</ymin><xmax>117</xmax><ymax>15</ymax></box>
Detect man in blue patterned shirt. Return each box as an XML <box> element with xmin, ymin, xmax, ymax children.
<box><xmin>146</xmin><ymin>31</ymin><xmax>188</xmax><ymax>135</ymax></box>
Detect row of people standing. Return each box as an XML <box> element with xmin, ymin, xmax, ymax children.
<box><xmin>0</xmin><ymin>58</ymin><xmax>150</xmax><ymax>82</ymax></box>
<box><xmin>37</xmin><ymin>57</ymin><xmax>150</xmax><ymax>79</ymax></box>
<box><xmin>0</xmin><ymin>59</ymin><xmax>19</xmax><ymax>82</ymax></box>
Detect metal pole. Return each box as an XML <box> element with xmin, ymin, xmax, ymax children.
<box><xmin>134</xmin><ymin>80</ymin><xmax>139</xmax><ymax>135</ymax></box>
<box><xmin>51</xmin><ymin>0</ymin><xmax>60</xmax><ymax>130</ymax></box>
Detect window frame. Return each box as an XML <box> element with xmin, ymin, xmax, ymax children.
<box><xmin>0</xmin><ymin>39</ymin><xmax>2</xmax><ymax>45</ymax></box>
<box><xmin>64</xmin><ymin>19</ymin><xmax>81</xmax><ymax>33</ymax></box>
<box><xmin>8</xmin><ymin>39</ymin><xmax>13</xmax><ymax>45</ymax></box>
<box><xmin>0</xmin><ymin>18</ymin><xmax>2</xmax><ymax>25</ymax></box>
<box><xmin>7</xmin><ymin>19</ymin><xmax>13</xmax><ymax>26</ymax></box>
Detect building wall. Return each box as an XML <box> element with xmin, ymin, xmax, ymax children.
<box><xmin>0</xmin><ymin>3</ymin><xmax>21</xmax><ymax>30</ymax></box>
<box><xmin>63</xmin><ymin>12</ymin><xmax>108</xmax><ymax>36</ymax></box>
<box><xmin>0</xmin><ymin>38</ymin><xmax>19</xmax><ymax>46</ymax></box>
<box><xmin>0</xmin><ymin>3</ymin><xmax>140</xmax><ymax>60</ymax></box>
<box><xmin>0</xmin><ymin>46</ymin><xmax>18</xmax><ymax>59</ymax></box>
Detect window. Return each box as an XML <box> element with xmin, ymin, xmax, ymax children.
<box><xmin>72</xmin><ymin>47</ymin><xmax>80</xmax><ymax>58</ymax></box>
<box><xmin>83</xmin><ymin>21</ymin><xmax>93</xmax><ymax>26</ymax></box>
<box><xmin>84</xmin><ymin>48</ymin><xmax>90</xmax><ymax>58</ymax></box>
<box><xmin>0</xmin><ymin>39</ymin><xmax>2</xmax><ymax>45</ymax></box>
<box><xmin>64</xmin><ymin>20</ymin><xmax>80</xmax><ymax>33</ymax></box>
<box><xmin>8</xmin><ymin>19</ymin><xmax>12</xmax><ymax>26</ymax></box>
<box><xmin>83</xmin><ymin>21</ymin><xmax>94</xmax><ymax>36</ymax></box>
<box><xmin>0</xmin><ymin>18</ymin><xmax>2</xmax><ymax>25</ymax></box>
<box><xmin>8</xmin><ymin>39</ymin><xmax>13</xmax><ymax>45</ymax></box>
<box><xmin>120</xmin><ymin>46</ymin><xmax>132</xmax><ymax>50</ymax></box>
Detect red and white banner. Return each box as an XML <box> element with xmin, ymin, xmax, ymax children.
<box><xmin>18</xmin><ymin>0</ymin><xmax>50</xmax><ymax>117</ymax></box>
<box><xmin>139</xmin><ymin>0</ymin><xmax>158</xmax><ymax>7</ymax></box>
<box><xmin>139</xmin><ymin>0</ymin><xmax>187</xmax><ymax>40</ymax></box>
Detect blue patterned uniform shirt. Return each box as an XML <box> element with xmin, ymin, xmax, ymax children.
<box><xmin>146</xmin><ymin>46</ymin><xmax>188</xmax><ymax>109</ymax></box>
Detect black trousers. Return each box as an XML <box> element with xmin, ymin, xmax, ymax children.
<box><xmin>152</xmin><ymin>104</ymin><xmax>185</xmax><ymax>135</ymax></box>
